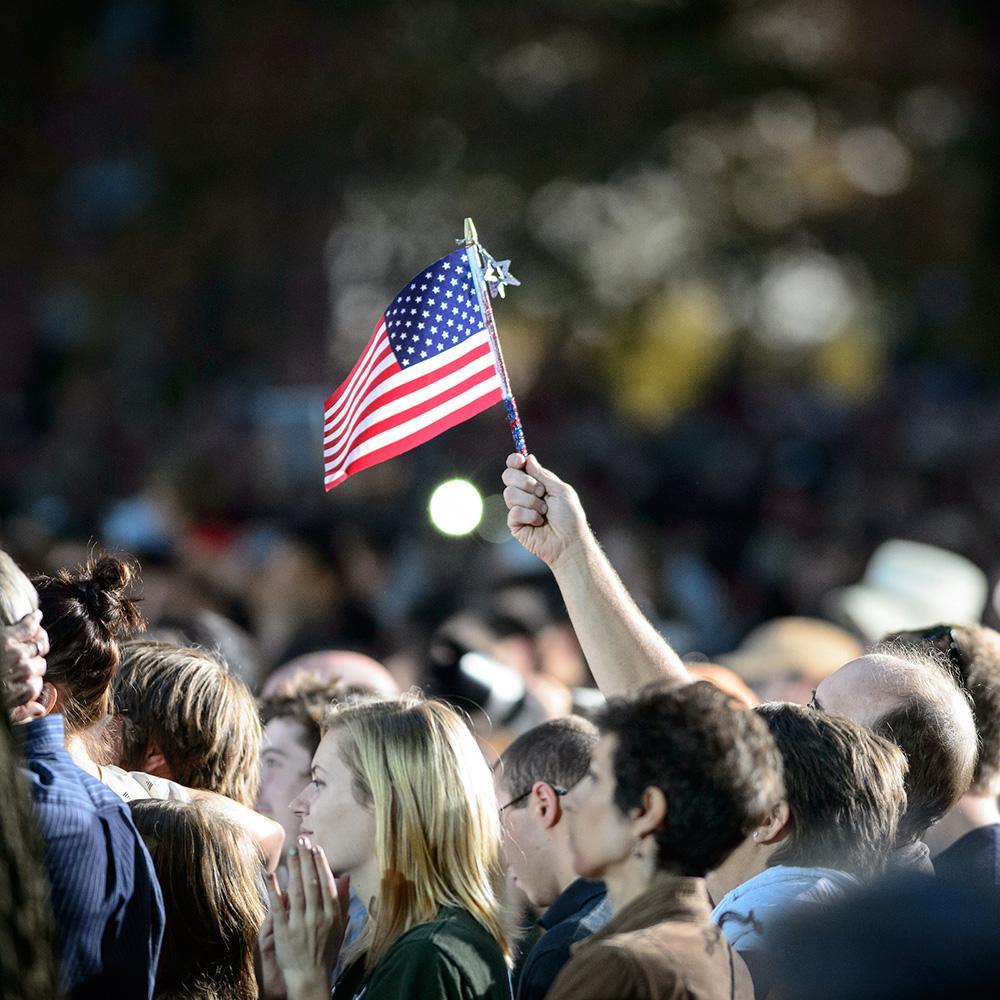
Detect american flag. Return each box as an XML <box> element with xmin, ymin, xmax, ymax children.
<box><xmin>323</xmin><ymin>248</ymin><xmax>503</xmax><ymax>490</ymax></box>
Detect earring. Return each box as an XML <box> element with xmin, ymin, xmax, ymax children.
<box><xmin>752</xmin><ymin>831</ymin><xmax>759</xmax><ymax>841</ymax></box>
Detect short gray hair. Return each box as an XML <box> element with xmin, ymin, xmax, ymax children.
<box><xmin>0</xmin><ymin>551</ymin><xmax>38</xmax><ymax>627</ymax></box>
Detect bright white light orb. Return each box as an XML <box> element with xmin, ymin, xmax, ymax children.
<box><xmin>429</xmin><ymin>479</ymin><xmax>483</xmax><ymax>537</ymax></box>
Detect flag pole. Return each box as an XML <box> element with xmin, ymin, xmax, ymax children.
<box><xmin>461</xmin><ymin>217</ymin><xmax>528</xmax><ymax>457</ymax></box>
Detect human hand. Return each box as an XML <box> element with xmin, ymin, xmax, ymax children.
<box><xmin>267</xmin><ymin>837</ymin><xmax>350</xmax><ymax>999</ymax></box>
<box><xmin>257</xmin><ymin>909</ymin><xmax>287</xmax><ymax>1000</ymax></box>
<box><xmin>502</xmin><ymin>454</ymin><xmax>589</xmax><ymax>569</ymax></box>
<box><xmin>2</xmin><ymin>610</ymin><xmax>49</xmax><ymax>722</ymax></box>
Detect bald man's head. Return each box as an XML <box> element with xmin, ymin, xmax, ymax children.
<box><xmin>261</xmin><ymin>650</ymin><xmax>399</xmax><ymax>700</ymax></box>
<box><xmin>814</xmin><ymin>649</ymin><xmax>977</xmax><ymax>841</ymax></box>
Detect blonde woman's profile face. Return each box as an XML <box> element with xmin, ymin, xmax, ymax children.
<box><xmin>290</xmin><ymin>730</ymin><xmax>376</xmax><ymax>880</ymax></box>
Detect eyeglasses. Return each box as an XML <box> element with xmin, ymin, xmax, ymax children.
<box><xmin>499</xmin><ymin>782</ymin><xmax>568</xmax><ymax>814</ymax></box>
<box><xmin>890</xmin><ymin>624</ymin><xmax>967</xmax><ymax>673</ymax></box>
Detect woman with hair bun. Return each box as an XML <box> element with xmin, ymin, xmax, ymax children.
<box><xmin>32</xmin><ymin>554</ymin><xmax>146</xmax><ymax>771</ymax></box>
<box><xmin>266</xmin><ymin>693</ymin><xmax>512</xmax><ymax>1000</ymax></box>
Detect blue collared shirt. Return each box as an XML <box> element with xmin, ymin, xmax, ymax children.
<box><xmin>18</xmin><ymin>714</ymin><xmax>164</xmax><ymax>998</ymax></box>
<box><xmin>712</xmin><ymin>865</ymin><xmax>858</xmax><ymax>952</ymax></box>
<box><xmin>516</xmin><ymin>879</ymin><xmax>612</xmax><ymax>1000</ymax></box>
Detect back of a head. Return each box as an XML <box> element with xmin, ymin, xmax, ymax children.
<box><xmin>262</xmin><ymin>650</ymin><xmax>399</xmax><ymax>700</ymax></box>
<box><xmin>33</xmin><ymin>555</ymin><xmax>144</xmax><ymax>733</ymax></box>
<box><xmin>324</xmin><ymin>694</ymin><xmax>508</xmax><ymax>971</ymax></box>
<box><xmin>891</xmin><ymin>624</ymin><xmax>1000</xmax><ymax>796</ymax></box>
<box><xmin>116</xmin><ymin>641</ymin><xmax>262</xmax><ymax>806</ymax></box>
<box><xmin>129</xmin><ymin>799</ymin><xmax>264</xmax><ymax>1000</ymax></box>
<box><xmin>951</xmin><ymin>624</ymin><xmax>1000</xmax><ymax>794</ymax></box>
<box><xmin>868</xmin><ymin>643</ymin><xmax>977</xmax><ymax>840</ymax></box>
<box><xmin>756</xmin><ymin>703</ymin><xmax>907</xmax><ymax>879</ymax></box>
<box><xmin>597</xmin><ymin>682</ymin><xmax>784</xmax><ymax>877</ymax></box>
<box><xmin>496</xmin><ymin>715</ymin><xmax>598</xmax><ymax>804</ymax></box>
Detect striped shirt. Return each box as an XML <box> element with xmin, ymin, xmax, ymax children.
<box><xmin>18</xmin><ymin>715</ymin><xmax>164</xmax><ymax>998</ymax></box>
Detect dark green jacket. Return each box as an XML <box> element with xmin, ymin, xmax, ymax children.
<box><xmin>334</xmin><ymin>906</ymin><xmax>512</xmax><ymax>1000</ymax></box>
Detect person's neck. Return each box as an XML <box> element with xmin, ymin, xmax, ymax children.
<box><xmin>550</xmin><ymin>830</ymin><xmax>583</xmax><ymax>900</ymax></box>
<box><xmin>603</xmin><ymin>854</ymin><xmax>657</xmax><ymax>915</ymax></box>
<box><xmin>705</xmin><ymin>841</ymin><xmax>770</xmax><ymax>904</ymax></box>
<box><xmin>65</xmin><ymin>732</ymin><xmax>102</xmax><ymax>779</ymax></box>
<box><xmin>350</xmin><ymin>859</ymin><xmax>382</xmax><ymax>918</ymax></box>
<box><xmin>924</xmin><ymin>793</ymin><xmax>1000</xmax><ymax>857</ymax></box>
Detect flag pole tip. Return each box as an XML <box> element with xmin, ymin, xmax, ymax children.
<box><xmin>463</xmin><ymin>217</ymin><xmax>479</xmax><ymax>246</ymax></box>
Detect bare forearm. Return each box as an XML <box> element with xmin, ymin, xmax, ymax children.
<box><xmin>188</xmin><ymin>788</ymin><xmax>285</xmax><ymax>871</ymax></box>
<box><xmin>551</xmin><ymin>532</ymin><xmax>690</xmax><ymax>697</ymax></box>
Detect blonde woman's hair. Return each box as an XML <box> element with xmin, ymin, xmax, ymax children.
<box><xmin>115</xmin><ymin>641</ymin><xmax>262</xmax><ymax>806</ymax></box>
<box><xmin>0</xmin><ymin>550</ymin><xmax>38</xmax><ymax>627</ymax></box>
<box><xmin>324</xmin><ymin>694</ymin><xmax>510</xmax><ymax>972</ymax></box>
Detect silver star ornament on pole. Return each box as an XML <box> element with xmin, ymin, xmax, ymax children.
<box><xmin>482</xmin><ymin>257</ymin><xmax>520</xmax><ymax>299</ymax></box>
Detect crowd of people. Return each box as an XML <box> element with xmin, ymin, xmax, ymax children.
<box><xmin>2</xmin><ymin>450</ymin><xmax>999</xmax><ymax>1000</ymax></box>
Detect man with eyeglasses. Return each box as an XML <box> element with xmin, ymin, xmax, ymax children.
<box><xmin>494</xmin><ymin>716</ymin><xmax>612</xmax><ymax>1000</ymax></box>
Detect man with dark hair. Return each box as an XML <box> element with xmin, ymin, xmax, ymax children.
<box><xmin>495</xmin><ymin>717</ymin><xmax>612</xmax><ymax>1000</ymax></box>
<box><xmin>709</xmin><ymin>704</ymin><xmax>907</xmax><ymax>994</ymax></box>
<box><xmin>500</xmin><ymin>453</ymin><xmax>978</xmax><ymax>870</ymax></box>
<box><xmin>546</xmin><ymin>682</ymin><xmax>783</xmax><ymax>1000</ymax></box>
<box><xmin>892</xmin><ymin>624</ymin><xmax>1000</xmax><ymax>889</ymax></box>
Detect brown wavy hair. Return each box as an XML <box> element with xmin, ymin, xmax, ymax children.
<box><xmin>130</xmin><ymin>799</ymin><xmax>265</xmax><ymax>1000</ymax></box>
<box><xmin>115</xmin><ymin>641</ymin><xmax>261</xmax><ymax>806</ymax></box>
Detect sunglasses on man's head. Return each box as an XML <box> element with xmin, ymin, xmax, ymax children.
<box><xmin>889</xmin><ymin>624</ymin><xmax>966</xmax><ymax>673</ymax></box>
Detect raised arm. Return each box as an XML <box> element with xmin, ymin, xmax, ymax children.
<box><xmin>501</xmin><ymin>453</ymin><xmax>690</xmax><ymax>697</ymax></box>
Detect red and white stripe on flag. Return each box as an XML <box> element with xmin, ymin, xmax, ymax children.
<box><xmin>323</xmin><ymin>317</ymin><xmax>503</xmax><ymax>490</ymax></box>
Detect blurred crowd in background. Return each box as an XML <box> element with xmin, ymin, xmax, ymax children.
<box><xmin>2</xmin><ymin>0</ymin><xmax>998</xmax><ymax>697</ymax></box>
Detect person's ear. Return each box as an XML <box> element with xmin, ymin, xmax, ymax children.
<box><xmin>36</xmin><ymin>682</ymin><xmax>58</xmax><ymax>716</ymax></box>
<box><xmin>632</xmin><ymin>786</ymin><xmax>668</xmax><ymax>840</ymax></box>
<box><xmin>533</xmin><ymin>782</ymin><xmax>565</xmax><ymax>830</ymax></box>
<box><xmin>754</xmin><ymin>800</ymin><xmax>792</xmax><ymax>846</ymax></box>
<box><xmin>142</xmin><ymin>741</ymin><xmax>170</xmax><ymax>778</ymax></box>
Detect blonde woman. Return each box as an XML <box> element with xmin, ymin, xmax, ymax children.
<box><xmin>266</xmin><ymin>694</ymin><xmax>512</xmax><ymax>1000</ymax></box>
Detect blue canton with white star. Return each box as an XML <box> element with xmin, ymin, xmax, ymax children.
<box><xmin>384</xmin><ymin>249</ymin><xmax>486</xmax><ymax>368</ymax></box>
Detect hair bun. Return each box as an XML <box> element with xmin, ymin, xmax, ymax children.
<box><xmin>78</xmin><ymin>555</ymin><xmax>145</xmax><ymax>639</ymax></box>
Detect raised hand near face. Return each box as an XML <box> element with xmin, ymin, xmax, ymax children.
<box><xmin>267</xmin><ymin>836</ymin><xmax>351</xmax><ymax>1000</ymax></box>
<box><xmin>2</xmin><ymin>610</ymin><xmax>49</xmax><ymax>722</ymax></box>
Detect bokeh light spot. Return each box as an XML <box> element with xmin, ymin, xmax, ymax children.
<box><xmin>429</xmin><ymin>479</ymin><xmax>483</xmax><ymax>536</ymax></box>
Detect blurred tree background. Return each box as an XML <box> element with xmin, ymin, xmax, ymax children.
<box><xmin>2</xmin><ymin>0</ymin><xmax>997</xmax><ymax>657</ymax></box>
